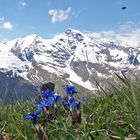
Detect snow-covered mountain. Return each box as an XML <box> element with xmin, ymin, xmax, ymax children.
<box><xmin>0</xmin><ymin>28</ymin><xmax>140</xmax><ymax>101</ymax></box>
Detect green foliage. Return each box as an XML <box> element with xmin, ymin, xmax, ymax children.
<box><xmin>0</xmin><ymin>75</ymin><xmax>140</xmax><ymax>140</ymax></box>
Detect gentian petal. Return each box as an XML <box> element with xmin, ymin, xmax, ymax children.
<box><xmin>69</xmin><ymin>96</ymin><xmax>75</xmax><ymax>103</ymax></box>
<box><xmin>62</xmin><ymin>85</ymin><xmax>78</xmax><ymax>96</ymax></box>
<box><xmin>54</xmin><ymin>95</ymin><xmax>62</xmax><ymax>102</ymax></box>
<box><xmin>34</xmin><ymin>108</ymin><xmax>42</xmax><ymax>117</ymax></box>
<box><xmin>35</xmin><ymin>101</ymin><xmax>41</xmax><ymax>105</ymax></box>
<box><xmin>23</xmin><ymin>109</ymin><xmax>42</xmax><ymax>124</ymax></box>
<box><xmin>23</xmin><ymin>114</ymin><xmax>34</xmax><ymax>120</ymax></box>
<box><xmin>70</xmin><ymin>101</ymin><xmax>80</xmax><ymax>110</ymax></box>
<box><xmin>63</xmin><ymin>100</ymin><xmax>70</xmax><ymax>107</ymax></box>
<box><xmin>42</xmin><ymin>90</ymin><xmax>55</xmax><ymax>98</ymax></box>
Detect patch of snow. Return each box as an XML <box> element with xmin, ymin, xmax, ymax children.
<box><xmin>109</xmin><ymin>48</ymin><xmax>128</xmax><ymax>60</ymax></box>
<box><xmin>64</xmin><ymin>67</ymin><xmax>95</xmax><ymax>90</ymax></box>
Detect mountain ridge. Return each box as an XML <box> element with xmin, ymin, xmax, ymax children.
<box><xmin>0</xmin><ymin>28</ymin><xmax>140</xmax><ymax>102</ymax></box>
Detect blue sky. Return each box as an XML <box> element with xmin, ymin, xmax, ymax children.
<box><xmin>0</xmin><ymin>0</ymin><xmax>140</xmax><ymax>41</ymax></box>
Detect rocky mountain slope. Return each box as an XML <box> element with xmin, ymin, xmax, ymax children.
<box><xmin>0</xmin><ymin>28</ymin><xmax>140</xmax><ymax>102</ymax></box>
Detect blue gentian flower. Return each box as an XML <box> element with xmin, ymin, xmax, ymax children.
<box><xmin>35</xmin><ymin>94</ymin><xmax>62</xmax><ymax>110</ymax></box>
<box><xmin>63</xmin><ymin>100</ymin><xmax>71</xmax><ymax>107</ymax></box>
<box><xmin>63</xmin><ymin>96</ymin><xmax>76</xmax><ymax>107</ymax></box>
<box><xmin>52</xmin><ymin>95</ymin><xmax>62</xmax><ymax>102</ymax></box>
<box><xmin>46</xmin><ymin>97</ymin><xmax>55</xmax><ymax>107</ymax></box>
<box><xmin>23</xmin><ymin>108</ymin><xmax>42</xmax><ymax>124</ymax></box>
<box><xmin>69</xmin><ymin>96</ymin><xmax>75</xmax><ymax>103</ymax></box>
<box><xmin>70</xmin><ymin>101</ymin><xmax>80</xmax><ymax>110</ymax></box>
<box><xmin>41</xmin><ymin>90</ymin><xmax>55</xmax><ymax>98</ymax></box>
<box><xmin>62</xmin><ymin>85</ymin><xmax>78</xmax><ymax>96</ymax></box>
<box><xmin>35</xmin><ymin>98</ymin><xmax>45</xmax><ymax>105</ymax></box>
<box><xmin>39</xmin><ymin>97</ymin><xmax>55</xmax><ymax>108</ymax></box>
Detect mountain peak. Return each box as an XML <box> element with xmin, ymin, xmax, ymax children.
<box><xmin>65</xmin><ymin>28</ymin><xmax>82</xmax><ymax>33</ymax></box>
<box><xmin>63</xmin><ymin>28</ymin><xmax>92</xmax><ymax>43</ymax></box>
<box><xmin>22</xmin><ymin>34</ymin><xmax>41</xmax><ymax>41</ymax></box>
<box><xmin>64</xmin><ymin>28</ymin><xmax>85</xmax><ymax>36</ymax></box>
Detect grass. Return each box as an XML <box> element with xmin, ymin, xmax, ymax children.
<box><xmin>0</xmin><ymin>74</ymin><xmax>140</xmax><ymax>140</ymax></box>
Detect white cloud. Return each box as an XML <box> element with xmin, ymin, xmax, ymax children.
<box><xmin>48</xmin><ymin>7</ymin><xmax>72</xmax><ymax>23</ymax></box>
<box><xmin>1</xmin><ymin>22</ymin><xmax>14</xmax><ymax>30</ymax></box>
<box><xmin>21</xmin><ymin>1</ymin><xmax>27</xmax><ymax>7</ymax></box>
<box><xmin>19</xmin><ymin>1</ymin><xmax>27</xmax><ymax>8</ymax></box>
<box><xmin>0</xmin><ymin>16</ymin><xmax>14</xmax><ymax>30</ymax></box>
<box><xmin>86</xmin><ymin>22</ymin><xmax>140</xmax><ymax>48</ymax></box>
